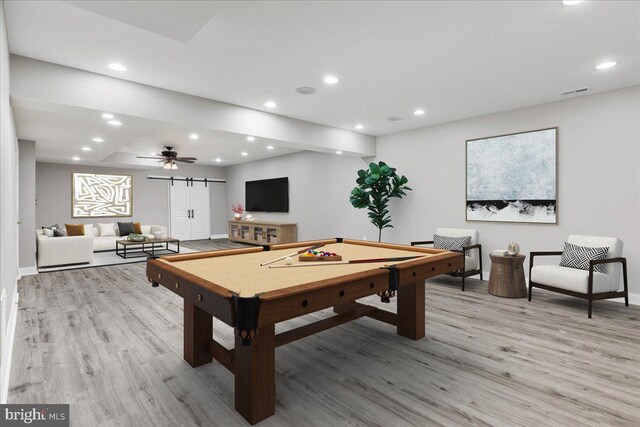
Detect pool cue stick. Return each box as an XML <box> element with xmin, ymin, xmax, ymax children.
<box><xmin>259</xmin><ymin>243</ymin><xmax>326</xmax><ymax>266</ymax></box>
<box><xmin>268</xmin><ymin>255</ymin><xmax>425</xmax><ymax>268</ymax></box>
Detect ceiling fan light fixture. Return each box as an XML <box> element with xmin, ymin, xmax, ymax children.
<box><xmin>163</xmin><ymin>162</ymin><xmax>172</xmax><ymax>170</ymax></box>
<box><xmin>171</xmin><ymin>162</ymin><xmax>178</xmax><ymax>170</ymax></box>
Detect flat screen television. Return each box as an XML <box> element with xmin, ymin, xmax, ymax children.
<box><xmin>245</xmin><ymin>177</ymin><xmax>289</xmax><ymax>212</ymax></box>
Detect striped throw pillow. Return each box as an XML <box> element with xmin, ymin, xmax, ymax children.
<box><xmin>433</xmin><ymin>234</ymin><xmax>471</xmax><ymax>252</ymax></box>
<box><xmin>559</xmin><ymin>242</ymin><xmax>609</xmax><ymax>273</ymax></box>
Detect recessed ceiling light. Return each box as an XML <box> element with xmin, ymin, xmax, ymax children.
<box><xmin>149</xmin><ymin>152</ymin><xmax>157</xmax><ymax>155</ymax></box>
<box><xmin>241</xmin><ymin>152</ymin><xmax>248</xmax><ymax>156</ymax></box>
<box><xmin>107</xmin><ymin>120</ymin><xmax>122</xmax><ymax>126</ymax></box>
<box><xmin>413</xmin><ymin>109</ymin><xmax>425</xmax><ymax>116</ymax></box>
<box><xmin>266</xmin><ymin>145</ymin><xmax>274</xmax><ymax>150</ymax></box>
<box><xmin>336</xmin><ymin>150</ymin><xmax>343</xmax><ymax>155</ymax></box>
<box><xmin>296</xmin><ymin>86</ymin><xmax>316</xmax><ymax>95</ymax></box>
<box><xmin>189</xmin><ymin>133</ymin><xmax>199</xmax><ymax>140</ymax></box>
<box><xmin>595</xmin><ymin>61</ymin><xmax>617</xmax><ymax>70</ymax></box>
<box><xmin>246</xmin><ymin>136</ymin><xmax>255</xmax><ymax>142</ymax></box>
<box><xmin>108</xmin><ymin>63</ymin><xmax>127</xmax><ymax>72</ymax></box>
<box><xmin>92</xmin><ymin>137</ymin><xmax>104</xmax><ymax>143</ymax></box>
<box><xmin>215</xmin><ymin>158</ymin><xmax>222</xmax><ymax>163</ymax></box>
<box><xmin>264</xmin><ymin>101</ymin><xmax>277</xmax><ymax>108</ymax></box>
<box><xmin>81</xmin><ymin>147</ymin><xmax>92</xmax><ymax>151</ymax></box>
<box><xmin>102</xmin><ymin>113</ymin><xmax>114</xmax><ymax>120</ymax></box>
<box><xmin>355</xmin><ymin>124</ymin><xmax>364</xmax><ymax>130</ymax></box>
<box><xmin>324</xmin><ymin>75</ymin><xmax>339</xmax><ymax>85</ymax></box>
<box><xmin>562</xmin><ymin>0</ymin><xmax>584</xmax><ymax>5</ymax></box>
<box><xmin>72</xmin><ymin>156</ymin><xmax>80</xmax><ymax>161</ymax></box>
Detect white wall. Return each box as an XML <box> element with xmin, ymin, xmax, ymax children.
<box><xmin>0</xmin><ymin>0</ymin><xmax>20</xmax><ymax>403</ymax></box>
<box><xmin>36</xmin><ymin>162</ymin><xmax>228</xmax><ymax>236</ymax></box>
<box><xmin>379</xmin><ymin>86</ymin><xmax>640</xmax><ymax>292</ymax></box>
<box><xmin>226</xmin><ymin>86</ymin><xmax>640</xmax><ymax>294</ymax></box>
<box><xmin>225</xmin><ymin>151</ymin><xmax>379</xmax><ymax>241</ymax></box>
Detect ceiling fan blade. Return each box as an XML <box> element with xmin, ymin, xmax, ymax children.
<box><xmin>174</xmin><ymin>159</ymin><xmax>196</xmax><ymax>164</ymax></box>
<box><xmin>136</xmin><ymin>156</ymin><xmax>163</xmax><ymax>159</ymax></box>
<box><xmin>175</xmin><ymin>157</ymin><xmax>197</xmax><ymax>161</ymax></box>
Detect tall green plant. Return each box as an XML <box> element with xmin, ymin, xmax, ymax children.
<box><xmin>350</xmin><ymin>161</ymin><xmax>411</xmax><ymax>242</ymax></box>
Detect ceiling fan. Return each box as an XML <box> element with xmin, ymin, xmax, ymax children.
<box><xmin>137</xmin><ymin>146</ymin><xmax>197</xmax><ymax>170</ymax></box>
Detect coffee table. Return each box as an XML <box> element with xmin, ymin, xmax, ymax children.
<box><xmin>116</xmin><ymin>238</ymin><xmax>180</xmax><ymax>259</ymax></box>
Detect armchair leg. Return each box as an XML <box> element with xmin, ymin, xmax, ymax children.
<box><xmin>479</xmin><ymin>246</ymin><xmax>483</xmax><ymax>281</ymax></box>
<box><xmin>461</xmin><ymin>273</ymin><xmax>465</xmax><ymax>292</ymax></box>
<box><xmin>528</xmin><ymin>284</ymin><xmax>532</xmax><ymax>301</ymax></box>
<box><xmin>623</xmin><ymin>260</ymin><xmax>629</xmax><ymax>307</ymax></box>
<box><xmin>588</xmin><ymin>298</ymin><xmax>593</xmax><ymax>319</ymax></box>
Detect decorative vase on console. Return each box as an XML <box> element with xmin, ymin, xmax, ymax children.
<box><xmin>507</xmin><ymin>242</ymin><xmax>520</xmax><ymax>256</ymax></box>
<box><xmin>232</xmin><ymin>203</ymin><xmax>244</xmax><ymax>221</ymax></box>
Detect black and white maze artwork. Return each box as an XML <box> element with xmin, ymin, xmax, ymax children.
<box><xmin>72</xmin><ymin>173</ymin><xmax>132</xmax><ymax>217</ymax></box>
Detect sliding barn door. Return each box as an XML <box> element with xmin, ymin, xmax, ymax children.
<box><xmin>170</xmin><ymin>182</ymin><xmax>192</xmax><ymax>241</ymax></box>
<box><xmin>189</xmin><ymin>182</ymin><xmax>210</xmax><ymax>240</ymax></box>
<box><xmin>169</xmin><ymin>181</ymin><xmax>211</xmax><ymax>241</ymax></box>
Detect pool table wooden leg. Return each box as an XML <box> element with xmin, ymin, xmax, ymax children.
<box><xmin>396</xmin><ymin>282</ymin><xmax>425</xmax><ymax>340</ymax></box>
<box><xmin>235</xmin><ymin>324</ymin><xmax>276</xmax><ymax>425</ymax></box>
<box><xmin>184</xmin><ymin>301</ymin><xmax>213</xmax><ymax>367</ymax></box>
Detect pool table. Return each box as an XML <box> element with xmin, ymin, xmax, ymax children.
<box><xmin>146</xmin><ymin>238</ymin><xmax>463</xmax><ymax>424</ymax></box>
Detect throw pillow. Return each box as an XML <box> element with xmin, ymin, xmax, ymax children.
<box><xmin>133</xmin><ymin>222</ymin><xmax>142</xmax><ymax>234</ymax></box>
<box><xmin>433</xmin><ymin>234</ymin><xmax>471</xmax><ymax>252</ymax></box>
<box><xmin>42</xmin><ymin>224</ymin><xmax>59</xmax><ymax>237</ymax></box>
<box><xmin>98</xmin><ymin>223</ymin><xmax>116</xmax><ymax>237</ymax></box>
<box><xmin>559</xmin><ymin>242</ymin><xmax>609</xmax><ymax>273</ymax></box>
<box><xmin>54</xmin><ymin>228</ymin><xmax>67</xmax><ymax>237</ymax></box>
<box><xmin>65</xmin><ymin>223</ymin><xmax>85</xmax><ymax>236</ymax></box>
<box><xmin>117</xmin><ymin>221</ymin><xmax>135</xmax><ymax>236</ymax></box>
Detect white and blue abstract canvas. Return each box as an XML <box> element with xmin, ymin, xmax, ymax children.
<box><xmin>466</xmin><ymin>128</ymin><xmax>557</xmax><ymax>223</ymax></box>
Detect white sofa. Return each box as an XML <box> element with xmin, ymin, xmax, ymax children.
<box><xmin>87</xmin><ymin>223</ymin><xmax>168</xmax><ymax>252</ymax></box>
<box><xmin>36</xmin><ymin>223</ymin><xmax>168</xmax><ymax>267</ymax></box>
<box><xmin>36</xmin><ymin>231</ymin><xmax>93</xmax><ymax>267</ymax></box>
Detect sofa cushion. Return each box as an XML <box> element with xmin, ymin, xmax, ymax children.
<box><xmin>531</xmin><ymin>265</ymin><xmax>618</xmax><ymax>294</ymax></box>
<box><xmin>117</xmin><ymin>222</ymin><xmax>135</xmax><ymax>236</ymax></box>
<box><xmin>433</xmin><ymin>234</ymin><xmax>471</xmax><ymax>252</ymax></box>
<box><xmin>98</xmin><ymin>223</ymin><xmax>116</xmax><ymax>237</ymax></box>
<box><xmin>66</xmin><ymin>223</ymin><xmax>85</xmax><ymax>236</ymax></box>
<box><xmin>559</xmin><ymin>242</ymin><xmax>609</xmax><ymax>273</ymax></box>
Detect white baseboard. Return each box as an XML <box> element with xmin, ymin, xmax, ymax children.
<box><xmin>1</xmin><ymin>289</ymin><xmax>19</xmax><ymax>403</ymax></box>
<box><xmin>210</xmin><ymin>234</ymin><xmax>229</xmax><ymax>239</ymax></box>
<box><xmin>18</xmin><ymin>266</ymin><xmax>38</xmax><ymax>277</ymax></box>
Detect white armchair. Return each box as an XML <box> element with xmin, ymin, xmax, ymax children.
<box><xmin>529</xmin><ymin>235</ymin><xmax>629</xmax><ymax>318</ymax></box>
<box><xmin>411</xmin><ymin>227</ymin><xmax>483</xmax><ymax>291</ymax></box>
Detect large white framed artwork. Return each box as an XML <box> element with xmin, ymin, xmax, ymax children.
<box><xmin>466</xmin><ymin>127</ymin><xmax>557</xmax><ymax>224</ymax></box>
<box><xmin>72</xmin><ymin>173</ymin><xmax>133</xmax><ymax>218</ymax></box>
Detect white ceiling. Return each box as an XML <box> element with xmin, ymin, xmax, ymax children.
<box><xmin>5</xmin><ymin>0</ymin><xmax>640</xmax><ymax>148</ymax></box>
<box><xmin>13</xmin><ymin>106</ymin><xmax>301</xmax><ymax>168</ymax></box>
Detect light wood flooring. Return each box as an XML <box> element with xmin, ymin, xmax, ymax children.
<box><xmin>9</xmin><ymin>240</ymin><xmax>640</xmax><ymax>426</ymax></box>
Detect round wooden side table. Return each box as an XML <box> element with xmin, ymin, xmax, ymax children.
<box><xmin>488</xmin><ymin>254</ymin><xmax>527</xmax><ymax>298</ymax></box>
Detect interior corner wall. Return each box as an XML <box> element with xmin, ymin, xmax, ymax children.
<box><xmin>0</xmin><ymin>0</ymin><xmax>20</xmax><ymax>403</ymax></box>
<box><xmin>35</xmin><ymin>162</ymin><xmax>228</xmax><ymax>236</ymax></box>
<box><xmin>376</xmin><ymin>85</ymin><xmax>640</xmax><ymax>294</ymax></box>
<box><xmin>18</xmin><ymin>140</ymin><xmax>36</xmax><ymax>269</ymax></box>
<box><xmin>224</xmin><ymin>151</ymin><xmax>378</xmax><ymax>241</ymax></box>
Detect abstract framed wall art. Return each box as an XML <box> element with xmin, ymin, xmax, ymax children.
<box><xmin>466</xmin><ymin>127</ymin><xmax>557</xmax><ymax>224</ymax></box>
<box><xmin>72</xmin><ymin>173</ymin><xmax>133</xmax><ymax>218</ymax></box>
